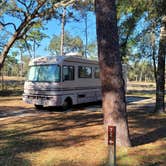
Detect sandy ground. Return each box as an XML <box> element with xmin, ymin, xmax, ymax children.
<box><xmin>0</xmin><ymin>96</ymin><xmax>166</xmax><ymax>166</ymax></box>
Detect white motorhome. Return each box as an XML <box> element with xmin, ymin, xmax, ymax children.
<box><xmin>23</xmin><ymin>55</ymin><xmax>101</xmax><ymax>109</ymax></box>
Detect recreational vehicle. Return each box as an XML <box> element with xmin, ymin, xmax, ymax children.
<box><xmin>23</xmin><ymin>55</ymin><xmax>101</xmax><ymax>109</ymax></box>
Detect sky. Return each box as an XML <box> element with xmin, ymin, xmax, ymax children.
<box><xmin>36</xmin><ymin>11</ymin><xmax>97</xmax><ymax>56</ymax></box>
<box><xmin>1</xmin><ymin>5</ymin><xmax>97</xmax><ymax>62</ymax></box>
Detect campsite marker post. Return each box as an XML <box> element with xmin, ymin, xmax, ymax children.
<box><xmin>108</xmin><ymin>126</ymin><xmax>116</xmax><ymax>166</ymax></box>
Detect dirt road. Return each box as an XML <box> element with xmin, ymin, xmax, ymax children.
<box><xmin>0</xmin><ymin>95</ymin><xmax>154</xmax><ymax>118</ymax></box>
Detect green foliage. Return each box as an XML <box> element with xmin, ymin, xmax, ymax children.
<box><xmin>117</xmin><ymin>0</ymin><xmax>148</xmax><ymax>60</ymax></box>
<box><xmin>73</xmin><ymin>0</ymin><xmax>94</xmax><ymax>11</ymax></box>
<box><xmin>117</xmin><ymin>0</ymin><xmax>165</xmax><ymax>63</ymax></box>
<box><xmin>2</xmin><ymin>52</ymin><xmax>30</xmax><ymax>77</ymax></box>
<box><xmin>24</xmin><ymin>23</ymin><xmax>49</xmax><ymax>58</ymax></box>
<box><xmin>116</xmin><ymin>0</ymin><xmax>165</xmax><ymax>88</ymax></box>
<box><xmin>48</xmin><ymin>31</ymin><xmax>83</xmax><ymax>55</ymax></box>
<box><xmin>48</xmin><ymin>31</ymin><xmax>97</xmax><ymax>58</ymax></box>
<box><xmin>153</xmin><ymin>0</ymin><xmax>166</xmax><ymax>17</ymax></box>
<box><xmin>87</xmin><ymin>41</ymin><xmax>98</xmax><ymax>60</ymax></box>
<box><xmin>3</xmin><ymin>52</ymin><xmax>19</xmax><ymax>76</ymax></box>
<box><xmin>22</xmin><ymin>56</ymin><xmax>30</xmax><ymax>76</ymax></box>
<box><xmin>128</xmin><ymin>61</ymin><xmax>155</xmax><ymax>82</ymax></box>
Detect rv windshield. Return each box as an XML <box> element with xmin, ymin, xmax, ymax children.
<box><xmin>28</xmin><ymin>65</ymin><xmax>60</xmax><ymax>82</ymax></box>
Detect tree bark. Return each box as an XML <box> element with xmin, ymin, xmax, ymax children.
<box><xmin>84</xmin><ymin>12</ymin><xmax>88</xmax><ymax>58</ymax></box>
<box><xmin>152</xmin><ymin>49</ymin><xmax>157</xmax><ymax>83</ymax></box>
<box><xmin>151</xmin><ymin>30</ymin><xmax>157</xmax><ymax>83</ymax></box>
<box><xmin>95</xmin><ymin>0</ymin><xmax>131</xmax><ymax>147</ymax></box>
<box><xmin>60</xmin><ymin>7</ymin><xmax>66</xmax><ymax>56</ymax></box>
<box><xmin>139</xmin><ymin>71</ymin><xmax>143</xmax><ymax>82</ymax></box>
<box><xmin>0</xmin><ymin>69</ymin><xmax>4</xmax><ymax>90</ymax></box>
<box><xmin>155</xmin><ymin>16</ymin><xmax>166</xmax><ymax>113</ymax></box>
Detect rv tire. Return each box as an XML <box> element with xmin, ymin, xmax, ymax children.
<box><xmin>62</xmin><ymin>98</ymin><xmax>72</xmax><ymax>111</ymax></box>
<box><xmin>35</xmin><ymin>105</ymin><xmax>43</xmax><ymax>110</ymax></box>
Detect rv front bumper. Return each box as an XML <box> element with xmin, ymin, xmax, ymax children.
<box><xmin>22</xmin><ymin>94</ymin><xmax>62</xmax><ymax>107</ymax></box>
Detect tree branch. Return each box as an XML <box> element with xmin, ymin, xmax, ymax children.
<box><xmin>17</xmin><ymin>0</ymin><xmax>27</xmax><ymax>7</ymax></box>
<box><xmin>0</xmin><ymin>21</ymin><xmax>17</xmax><ymax>30</ymax></box>
<box><xmin>36</xmin><ymin>0</ymin><xmax>77</xmax><ymax>19</ymax></box>
<box><xmin>16</xmin><ymin>21</ymin><xmax>36</xmax><ymax>40</ymax></box>
<box><xmin>17</xmin><ymin>0</ymin><xmax>29</xmax><ymax>14</ymax></box>
<box><xmin>23</xmin><ymin>36</ymin><xmax>33</xmax><ymax>57</ymax></box>
<box><xmin>54</xmin><ymin>0</ymin><xmax>77</xmax><ymax>8</ymax></box>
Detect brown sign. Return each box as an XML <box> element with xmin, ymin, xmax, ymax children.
<box><xmin>108</xmin><ymin>126</ymin><xmax>116</xmax><ymax>145</ymax></box>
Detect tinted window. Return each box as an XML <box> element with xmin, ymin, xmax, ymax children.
<box><xmin>78</xmin><ymin>66</ymin><xmax>92</xmax><ymax>78</ymax></box>
<box><xmin>94</xmin><ymin>67</ymin><xmax>100</xmax><ymax>78</ymax></box>
<box><xmin>63</xmin><ymin>66</ymin><xmax>74</xmax><ymax>81</ymax></box>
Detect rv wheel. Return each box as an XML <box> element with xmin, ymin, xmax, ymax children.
<box><xmin>34</xmin><ymin>104</ymin><xmax>43</xmax><ymax>110</ymax></box>
<box><xmin>62</xmin><ymin>98</ymin><xmax>72</xmax><ymax>111</ymax></box>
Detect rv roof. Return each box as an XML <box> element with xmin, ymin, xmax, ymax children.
<box><xmin>29</xmin><ymin>55</ymin><xmax>98</xmax><ymax>66</ymax></box>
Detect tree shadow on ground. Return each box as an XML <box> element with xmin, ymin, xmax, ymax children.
<box><xmin>132</xmin><ymin>126</ymin><xmax>166</xmax><ymax>146</ymax></box>
<box><xmin>129</xmin><ymin>101</ymin><xmax>166</xmax><ymax>146</ymax></box>
<box><xmin>0</xmin><ymin>102</ymin><xmax>104</xmax><ymax>165</ymax></box>
<box><xmin>127</xmin><ymin>96</ymin><xmax>150</xmax><ymax>104</ymax></box>
<box><xmin>0</xmin><ymin>131</ymin><xmax>45</xmax><ymax>166</ymax></box>
<box><xmin>0</xmin><ymin>90</ymin><xmax>23</xmax><ymax>97</ymax></box>
<box><xmin>38</xmin><ymin>96</ymin><xmax>149</xmax><ymax>112</ymax></box>
<box><xmin>32</xmin><ymin>95</ymin><xmax>149</xmax><ymax>113</ymax></box>
<box><xmin>127</xmin><ymin>90</ymin><xmax>156</xmax><ymax>95</ymax></box>
<box><xmin>0</xmin><ymin>96</ymin><xmax>166</xmax><ymax>165</ymax></box>
<box><xmin>0</xmin><ymin>110</ymin><xmax>102</xmax><ymax>165</ymax></box>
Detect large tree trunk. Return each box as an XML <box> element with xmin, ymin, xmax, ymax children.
<box><xmin>95</xmin><ymin>0</ymin><xmax>131</xmax><ymax>147</ymax></box>
<box><xmin>155</xmin><ymin>16</ymin><xmax>166</xmax><ymax>113</ymax></box>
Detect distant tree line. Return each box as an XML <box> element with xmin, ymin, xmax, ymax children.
<box><xmin>128</xmin><ymin>61</ymin><xmax>155</xmax><ymax>82</ymax></box>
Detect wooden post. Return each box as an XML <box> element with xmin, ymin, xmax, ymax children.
<box><xmin>108</xmin><ymin>126</ymin><xmax>116</xmax><ymax>166</ymax></box>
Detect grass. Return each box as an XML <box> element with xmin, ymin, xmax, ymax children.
<box><xmin>0</xmin><ymin>76</ymin><xmax>24</xmax><ymax>96</ymax></box>
<box><xmin>0</xmin><ymin>90</ymin><xmax>23</xmax><ymax>96</ymax></box>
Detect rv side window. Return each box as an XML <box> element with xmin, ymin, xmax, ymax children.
<box><xmin>94</xmin><ymin>67</ymin><xmax>100</xmax><ymax>78</ymax></box>
<box><xmin>78</xmin><ymin>66</ymin><xmax>92</xmax><ymax>78</ymax></box>
<box><xmin>63</xmin><ymin>66</ymin><xmax>74</xmax><ymax>81</ymax></box>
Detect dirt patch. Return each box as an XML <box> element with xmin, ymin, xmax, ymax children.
<box><xmin>0</xmin><ymin>96</ymin><xmax>166</xmax><ymax>166</ymax></box>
